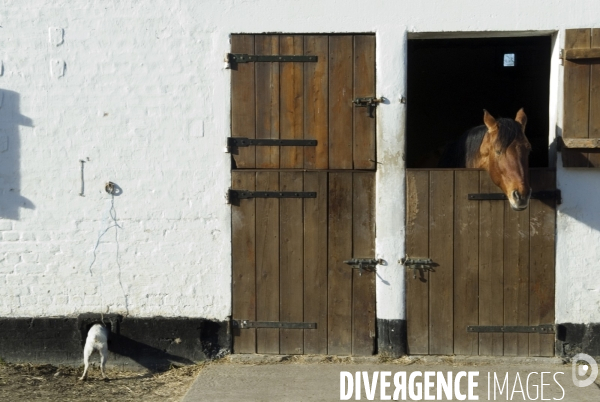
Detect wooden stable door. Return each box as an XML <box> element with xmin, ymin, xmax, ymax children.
<box><xmin>230</xmin><ymin>34</ymin><xmax>377</xmax><ymax>355</ymax></box>
<box><xmin>406</xmin><ymin>168</ymin><xmax>556</xmax><ymax>356</ymax></box>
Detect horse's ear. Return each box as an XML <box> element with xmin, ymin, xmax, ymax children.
<box><xmin>515</xmin><ymin>108</ymin><xmax>527</xmax><ymax>129</ymax></box>
<box><xmin>483</xmin><ymin>109</ymin><xmax>497</xmax><ymax>131</ymax></box>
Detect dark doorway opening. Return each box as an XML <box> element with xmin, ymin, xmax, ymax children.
<box><xmin>406</xmin><ymin>35</ymin><xmax>552</xmax><ymax>168</ymax></box>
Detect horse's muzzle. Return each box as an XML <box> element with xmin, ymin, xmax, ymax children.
<box><xmin>510</xmin><ymin>189</ymin><xmax>531</xmax><ymax>211</ymax></box>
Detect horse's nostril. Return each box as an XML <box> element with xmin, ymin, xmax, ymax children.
<box><xmin>513</xmin><ymin>190</ymin><xmax>520</xmax><ymax>200</ymax></box>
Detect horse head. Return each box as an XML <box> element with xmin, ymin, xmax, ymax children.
<box><xmin>479</xmin><ymin>108</ymin><xmax>531</xmax><ymax>211</ymax></box>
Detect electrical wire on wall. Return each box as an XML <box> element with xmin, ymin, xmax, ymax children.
<box><xmin>88</xmin><ymin>182</ymin><xmax>129</xmax><ymax>316</ymax></box>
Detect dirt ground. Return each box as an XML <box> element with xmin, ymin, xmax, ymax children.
<box><xmin>0</xmin><ymin>360</ymin><xmax>205</xmax><ymax>402</ymax></box>
<box><xmin>3</xmin><ymin>355</ymin><xmax>600</xmax><ymax>401</ymax></box>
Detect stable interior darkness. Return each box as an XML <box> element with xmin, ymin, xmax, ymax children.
<box><xmin>406</xmin><ymin>36</ymin><xmax>551</xmax><ymax>168</ymax></box>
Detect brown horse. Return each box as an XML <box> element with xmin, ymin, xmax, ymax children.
<box><xmin>439</xmin><ymin>109</ymin><xmax>531</xmax><ymax>211</ymax></box>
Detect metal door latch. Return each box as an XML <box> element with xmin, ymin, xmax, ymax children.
<box><xmin>343</xmin><ymin>258</ymin><xmax>382</xmax><ymax>276</ymax></box>
<box><xmin>353</xmin><ymin>97</ymin><xmax>383</xmax><ymax>117</ymax></box>
<box><xmin>401</xmin><ymin>256</ymin><xmax>435</xmax><ymax>279</ymax></box>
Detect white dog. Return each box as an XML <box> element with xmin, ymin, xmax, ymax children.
<box><xmin>79</xmin><ymin>323</ymin><xmax>109</xmax><ymax>381</ymax></box>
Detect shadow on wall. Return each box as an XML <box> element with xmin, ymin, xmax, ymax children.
<box><xmin>77</xmin><ymin>315</ymin><xmax>229</xmax><ymax>372</ymax></box>
<box><xmin>554</xmin><ymin>125</ymin><xmax>600</xmax><ymax>233</ymax></box>
<box><xmin>557</xmin><ymin>159</ymin><xmax>600</xmax><ymax>233</ymax></box>
<box><xmin>0</xmin><ymin>89</ymin><xmax>35</xmax><ymax>219</ymax></box>
<box><xmin>110</xmin><ymin>333</ymin><xmax>196</xmax><ymax>372</ymax></box>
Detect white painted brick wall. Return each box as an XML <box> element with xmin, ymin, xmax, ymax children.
<box><xmin>0</xmin><ymin>0</ymin><xmax>599</xmax><ymax>324</ymax></box>
<box><xmin>1</xmin><ymin>0</ymin><xmax>232</xmax><ymax>319</ymax></box>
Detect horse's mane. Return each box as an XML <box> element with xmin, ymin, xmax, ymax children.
<box><xmin>438</xmin><ymin>118</ymin><xmax>521</xmax><ymax>168</ymax></box>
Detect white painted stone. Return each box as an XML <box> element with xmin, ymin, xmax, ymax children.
<box><xmin>2</xmin><ymin>232</ymin><xmax>20</xmax><ymax>242</ymax></box>
<box><xmin>0</xmin><ymin>220</ymin><xmax>12</xmax><ymax>231</ymax></box>
<box><xmin>50</xmin><ymin>59</ymin><xmax>65</xmax><ymax>78</ymax></box>
<box><xmin>48</xmin><ymin>27</ymin><xmax>64</xmax><ymax>46</ymax></box>
<box><xmin>0</xmin><ymin>0</ymin><xmax>597</xmax><ymax>327</ymax></box>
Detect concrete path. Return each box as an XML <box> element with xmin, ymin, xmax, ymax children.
<box><xmin>182</xmin><ymin>355</ymin><xmax>600</xmax><ymax>401</ymax></box>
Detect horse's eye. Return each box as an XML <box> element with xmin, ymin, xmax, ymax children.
<box><xmin>495</xmin><ymin>150</ymin><xmax>502</xmax><ymax>156</ymax></box>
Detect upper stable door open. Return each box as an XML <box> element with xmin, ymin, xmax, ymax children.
<box><xmin>406</xmin><ymin>35</ymin><xmax>552</xmax><ymax>168</ymax></box>
<box><xmin>404</xmin><ymin>34</ymin><xmax>557</xmax><ymax>357</ymax></box>
<box><xmin>229</xmin><ymin>34</ymin><xmax>377</xmax><ymax>170</ymax></box>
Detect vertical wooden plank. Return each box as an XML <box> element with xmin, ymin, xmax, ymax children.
<box><xmin>591</xmin><ymin>29</ymin><xmax>600</xmax><ymax>138</ymax></box>
<box><xmin>479</xmin><ymin>172</ymin><xmax>504</xmax><ymax>356</ymax></box>
<box><xmin>406</xmin><ymin>170</ymin><xmax>430</xmax><ymax>354</ymax></box>
<box><xmin>529</xmin><ymin>169</ymin><xmax>556</xmax><ymax>356</ymax></box>
<box><xmin>429</xmin><ymin>170</ymin><xmax>454</xmax><ymax>355</ymax></box>
<box><xmin>453</xmin><ymin>170</ymin><xmax>479</xmax><ymax>355</ymax></box>
<box><xmin>564</xmin><ymin>29</ymin><xmax>591</xmax><ymax>139</ymax></box>
<box><xmin>255</xmin><ymin>171</ymin><xmax>279</xmax><ymax>353</ymax></box>
<box><xmin>329</xmin><ymin>36</ymin><xmax>353</xmax><ymax>169</ymax></box>
<box><xmin>279</xmin><ymin>172</ymin><xmax>304</xmax><ymax>354</ymax></box>
<box><xmin>353</xmin><ymin>35</ymin><xmax>376</xmax><ymax>170</ymax></box>
<box><xmin>503</xmin><ymin>200</ymin><xmax>530</xmax><ymax>356</ymax></box>
<box><xmin>304</xmin><ymin>172</ymin><xmax>328</xmax><ymax>354</ymax></box>
<box><xmin>231</xmin><ymin>171</ymin><xmax>256</xmax><ymax>353</ymax></box>
<box><xmin>255</xmin><ymin>35</ymin><xmax>280</xmax><ymax>169</ymax></box>
<box><xmin>304</xmin><ymin>36</ymin><xmax>329</xmax><ymax>169</ymax></box>
<box><xmin>328</xmin><ymin>172</ymin><xmax>353</xmax><ymax>355</ymax></box>
<box><xmin>280</xmin><ymin>36</ymin><xmax>304</xmax><ymax>169</ymax></box>
<box><xmin>563</xmin><ymin>29</ymin><xmax>591</xmax><ymax>167</ymax></box>
<box><xmin>351</xmin><ymin>172</ymin><xmax>376</xmax><ymax>355</ymax></box>
<box><xmin>231</xmin><ymin>35</ymin><xmax>256</xmax><ymax>168</ymax></box>
<box><xmin>588</xmin><ymin>29</ymin><xmax>600</xmax><ymax>166</ymax></box>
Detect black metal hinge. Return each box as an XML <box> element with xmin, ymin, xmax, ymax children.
<box><xmin>227</xmin><ymin>53</ymin><xmax>318</xmax><ymax>63</ymax></box>
<box><xmin>227</xmin><ymin>137</ymin><xmax>317</xmax><ymax>151</ymax></box>
<box><xmin>468</xmin><ymin>190</ymin><xmax>562</xmax><ymax>204</ymax></box>
<box><xmin>467</xmin><ymin>325</ymin><xmax>555</xmax><ymax>334</ymax></box>
<box><xmin>227</xmin><ymin>189</ymin><xmax>317</xmax><ymax>203</ymax></box>
<box><xmin>232</xmin><ymin>320</ymin><xmax>316</xmax><ymax>329</ymax></box>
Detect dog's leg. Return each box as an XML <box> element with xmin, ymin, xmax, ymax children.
<box><xmin>100</xmin><ymin>344</ymin><xmax>108</xmax><ymax>380</ymax></box>
<box><xmin>79</xmin><ymin>346</ymin><xmax>91</xmax><ymax>381</ymax></box>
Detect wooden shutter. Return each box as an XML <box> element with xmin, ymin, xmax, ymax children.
<box><xmin>562</xmin><ymin>28</ymin><xmax>600</xmax><ymax>167</ymax></box>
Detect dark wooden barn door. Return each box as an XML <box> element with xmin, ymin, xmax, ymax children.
<box><xmin>406</xmin><ymin>168</ymin><xmax>556</xmax><ymax>356</ymax></box>
<box><xmin>230</xmin><ymin>34</ymin><xmax>377</xmax><ymax>355</ymax></box>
